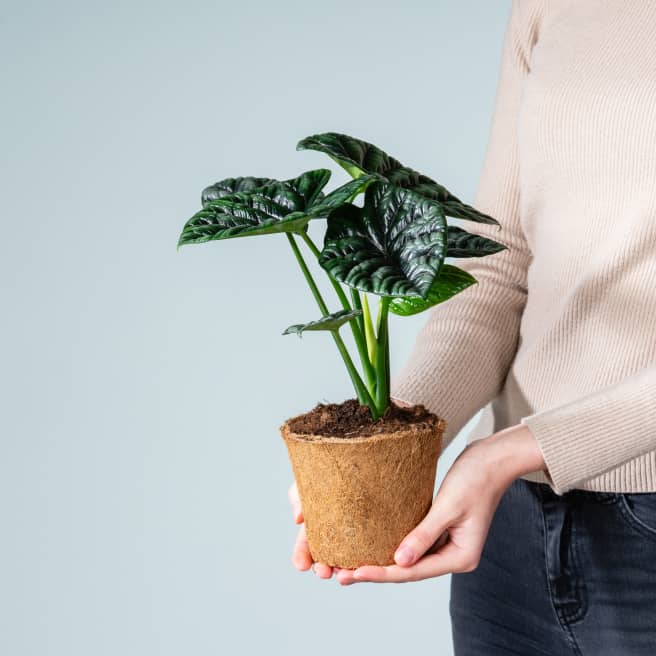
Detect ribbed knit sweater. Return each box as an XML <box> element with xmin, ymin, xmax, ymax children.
<box><xmin>391</xmin><ymin>0</ymin><xmax>656</xmax><ymax>494</ymax></box>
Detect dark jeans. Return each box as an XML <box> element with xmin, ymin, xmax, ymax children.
<box><xmin>450</xmin><ymin>478</ymin><xmax>656</xmax><ymax>655</ymax></box>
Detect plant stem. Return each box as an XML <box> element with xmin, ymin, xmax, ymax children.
<box><xmin>361</xmin><ymin>293</ymin><xmax>378</xmax><ymax>366</ymax></box>
<box><xmin>287</xmin><ymin>233</ymin><xmax>329</xmax><ymax>314</ymax></box>
<box><xmin>286</xmin><ymin>234</ymin><xmax>379</xmax><ymax>418</ymax></box>
<box><xmin>375</xmin><ymin>297</ymin><xmax>390</xmax><ymax>414</ymax></box>
<box><xmin>349</xmin><ymin>288</ymin><xmax>365</xmax><ymax>336</ymax></box>
<box><xmin>298</xmin><ymin>231</ymin><xmax>376</xmax><ymax>394</ymax></box>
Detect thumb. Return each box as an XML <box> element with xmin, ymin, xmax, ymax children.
<box><xmin>394</xmin><ymin>504</ymin><xmax>451</xmax><ymax>567</ymax></box>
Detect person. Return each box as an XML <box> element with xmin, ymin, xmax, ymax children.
<box><xmin>288</xmin><ymin>1</ymin><xmax>656</xmax><ymax>653</ymax></box>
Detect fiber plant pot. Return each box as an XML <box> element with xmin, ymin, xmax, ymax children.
<box><xmin>280</xmin><ymin>401</ymin><xmax>447</xmax><ymax>569</ymax></box>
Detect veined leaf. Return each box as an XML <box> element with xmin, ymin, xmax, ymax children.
<box><xmin>440</xmin><ymin>201</ymin><xmax>499</xmax><ymax>225</ymax></box>
<box><xmin>319</xmin><ymin>183</ymin><xmax>447</xmax><ymax>299</ymax></box>
<box><xmin>284</xmin><ymin>169</ymin><xmax>332</xmax><ymax>208</ymax></box>
<box><xmin>297</xmin><ymin>132</ymin><xmax>499</xmax><ymax>227</ymax></box>
<box><xmin>178</xmin><ymin>170</ymin><xmax>332</xmax><ymax>246</ymax></box>
<box><xmin>388</xmin><ymin>264</ymin><xmax>477</xmax><ymax>316</ymax></box>
<box><xmin>201</xmin><ymin>176</ymin><xmax>280</xmax><ymax>206</ymax></box>
<box><xmin>305</xmin><ymin>174</ymin><xmax>378</xmax><ymax>218</ymax></box>
<box><xmin>446</xmin><ymin>225</ymin><xmax>507</xmax><ymax>257</ymax></box>
<box><xmin>282</xmin><ymin>309</ymin><xmax>363</xmax><ymax>337</ymax></box>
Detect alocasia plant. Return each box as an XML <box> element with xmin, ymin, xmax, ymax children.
<box><xmin>178</xmin><ymin>132</ymin><xmax>506</xmax><ymax>419</ymax></box>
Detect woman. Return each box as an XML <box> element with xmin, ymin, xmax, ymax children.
<box><xmin>289</xmin><ymin>1</ymin><xmax>656</xmax><ymax>653</ymax></box>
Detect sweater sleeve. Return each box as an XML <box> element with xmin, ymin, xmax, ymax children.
<box><xmin>390</xmin><ymin>0</ymin><xmax>536</xmax><ymax>451</ymax></box>
<box><xmin>520</xmin><ymin>367</ymin><xmax>656</xmax><ymax>494</ymax></box>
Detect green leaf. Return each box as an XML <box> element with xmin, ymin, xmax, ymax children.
<box><xmin>388</xmin><ymin>264</ymin><xmax>477</xmax><ymax>316</ymax></box>
<box><xmin>305</xmin><ymin>174</ymin><xmax>378</xmax><ymax>218</ymax></box>
<box><xmin>440</xmin><ymin>201</ymin><xmax>499</xmax><ymax>226</ymax></box>
<box><xmin>283</xmin><ymin>169</ymin><xmax>332</xmax><ymax>208</ymax></box>
<box><xmin>282</xmin><ymin>309</ymin><xmax>363</xmax><ymax>337</ymax></box>
<box><xmin>201</xmin><ymin>176</ymin><xmax>279</xmax><ymax>206</ymax></box>
<box><xmin>446</xmin><ymin>225</ymin><xmax>507</xmax><ymax>257</ymax></box>
<box><xmin>319</xmin><ymin>182</ymin><xmax>447</xmax><ymax>299</ymax></box>
<box><xmin>178</xmin><ymin>170</ymin><xmax>332</xmax><ymax>246</ymax></box>
<box><xmin>297</xmin><ymin>132</ymin><xmax>500</xmax><ymax>227</ymax></box>
<box><xmin>298</xmin><ymin>132</ymin><xmax>398</xmax><ymax>180</ymax></box>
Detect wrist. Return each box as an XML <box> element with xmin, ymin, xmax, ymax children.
<box><xmin>477</xmin><ymin>423</ymin><xmax>548</xmax><ymax>487</ymax></box>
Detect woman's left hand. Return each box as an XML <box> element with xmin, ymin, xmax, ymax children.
<box><xmin>334</xmin><ymin>423</ymin><xmax>547</xmax><ymax>585</ymax></box>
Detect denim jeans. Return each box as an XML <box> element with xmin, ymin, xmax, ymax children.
<box><xmin>450</xmin><ymin>478</ymin><xmax>656</xmax><ymax>655</ymax></box>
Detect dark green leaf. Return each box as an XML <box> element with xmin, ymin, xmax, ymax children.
<box><xmin>178</xmin><ymin>170</ymin><xmax>332</xmax><ymax>246</ymax></box>
<box><xmin>298</xmin><ymin>132</ymin><xmax>399</xmax><ymax>180</ymax></box>
<box><xmin>446</xmin><ymin>225</ymin><xmax>507</xmax><ymax>257</ymax></box>
<box><xmin>388</xmin><ymin>264</ymin><xmax>477</xmax><ymax>316</ymax></box>
<box><xmin>319</xmin><ymin>183</ymin><xmax>447</xmax><ymax>299</ymax></box>
<box><xmin>283</xmin><ymin>169</ymin><xmax>332</xmax><ymax>208</ymax></box>
<box><xmin>440</xmin><ymin>201</ymin><xmax>499</xmax><ymax>226</ymax></box>
<box><xmin>282</xmin><ymin>309</ymin><xmax>363</xmax><ymax>337</ymax></box>
<box><xmin>201</xmin><ymin>176</ymin><xmax>279</xmax><ymax>206</ymax></box>
<box><xmin>305</xmin><ymin>174</ymin><xmax>378</xmax><ymax>218</ymax></box>
<box><xmin>200</xmin><ymin>169</ymin><xmax>331</xmax><ymax>208</ymax></box>
<box><xmin>297</xmin><ymin>132</ymin><xmax>500</xmax><ymax>227</ymax></box>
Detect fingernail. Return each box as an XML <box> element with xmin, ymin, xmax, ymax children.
<box><xmin>394</xmin><ymin>545</ymin><xmax>415</xmax><ymax>566</ymax></box>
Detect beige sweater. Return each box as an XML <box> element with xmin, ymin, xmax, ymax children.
<box><xmin>391</xmin><ymin>0</ymin><xmax>656</xmax><ymax>494</ymax></box>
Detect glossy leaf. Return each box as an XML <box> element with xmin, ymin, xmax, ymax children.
<box><xmin>201</xmin><ymin>176</ymin><xmax>279</xmax><ymax>206</ymax></box>
<box><xmin>178</xmin><ymin>170</ymin><xmax>331</xmax><ymax>246</ymax></box>
<box><xmin>297</xmin><ymin>132</ymin><xmax>500</xmax><ymax>226</ymax></box>
<box><xmin>284</xmin><ymin>169</ymin><xmax>332</xmax><ymax>208</ymax></box>
<box><xmin>319</xmin><ymin>183</ymin><xmax>447</xmax><ymax>299</ymax></box>
<box><xmin>388</xmin><ymin>264</ymin><xmax>477</xmax><ymax>316</ymax></box>
<box><xmin>282</xmin><ymin>309</ymin><xmax>363</xmax><ymax>337</ymax></box>
<box><xmin>440</xmin><ymin>200</ymin><xmax>499</xmax><ymax>226</ymax></box>
<box><xmin>446</xmin><ymin>225</ymin><xmax>507</xmax><ymax>257</ymax></box>
<box><xmin>305</xmin><ymin>174</ymin><xmax>378</xmax><ymax>218</ymax></box>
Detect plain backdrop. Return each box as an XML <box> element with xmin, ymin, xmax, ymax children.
<box><xmin>2</xmin><ymin>1</ymin><xmax>512</xmax><ymax>654</ymax></box>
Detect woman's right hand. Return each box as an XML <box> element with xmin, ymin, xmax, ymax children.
<box><xmin>288</xmin><ymin>481</ymin><xmax>336</xmax><ymax>579</ymax></box>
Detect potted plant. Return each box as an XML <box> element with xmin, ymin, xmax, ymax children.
<box><xmin>178</xmin><ymin>132</ymin><xmax>506</xmax><ymax>568</ymax></box>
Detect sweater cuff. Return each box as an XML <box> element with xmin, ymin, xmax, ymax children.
<box><xmin>520</xmin><ymin>367</ymin><xmax>656</xmax><ymax>494</ymax></box>
<box><xmin>519</xmin><ymin>412</ymin><xmax>584</xmax><ymax>495</ymax></box>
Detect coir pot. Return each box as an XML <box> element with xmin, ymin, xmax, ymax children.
<box><xmin>280</xmin><ymin>408</ymin><xmax>446</xmax><ymax>569</ymax></box>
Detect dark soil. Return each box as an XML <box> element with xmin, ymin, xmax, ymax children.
<box><xmin>287</xmin><ymin>398</ymin><xmax>442</xmax><ymax>439</ymax></box>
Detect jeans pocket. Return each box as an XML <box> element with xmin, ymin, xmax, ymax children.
<box><xmin>618</xmin><ymin>492</ymin><xmax>656</xmax><ymax>539</ymax></box>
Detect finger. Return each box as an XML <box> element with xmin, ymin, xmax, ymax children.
<box><xmin>287</xmin><ymin>482</ymin><xmax>303</xmax><ymax>524</ymax></box>
<box><xmin>292</xmin><ymin>524</ymin><xmax>312</xmax><ymax>571</ymax></box>
<box><xmin>335</xmin><ymin>568</ymin><xmax>357</xmax><ymax>586</ymax></box>
<box><xmin>312</xmin><ymin>562</ymin><xmax>334</xmax><ymax>579</ymax></box>
<box><xmin>390</xmin><ymin>397</ymin><xmax>413</xmax><ymax>409</ymax></box>
<box><xmin>393</xmin><ymin>505</ymin><xmax>452</xmax><ymax>567</ymax></box>
<box><xmin>354</xmin><ymin>541</ymin><xmax>478</xmax><ymax>583</ymax></box>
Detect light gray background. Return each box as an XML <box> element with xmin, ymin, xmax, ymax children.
<box><xmin>2</xmin><ymin>1</ymin><xmax>511</xmax><ymax>654</ymax></box>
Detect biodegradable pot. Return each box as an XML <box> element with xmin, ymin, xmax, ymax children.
<box><xmin>280</xmin><ymin>410</ymin><xmax>447</xmax><ymax>569</ymax></box>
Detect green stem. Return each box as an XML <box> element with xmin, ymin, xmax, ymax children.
<box><xmin>375</xmin><ymin>297</ymin><xmax>390</xmax><ymax>414</ymax></box>
<box><xmin>362</xmin><ymin>294</ymin><xmax>378</xmax><ymax>366</ymax></box>
<box><xmin>350</xmin><ymin>288</ymin><xmax>364</xmax><ymax>336</ymax></box>
<box><xmin>287</xmin><ymin>233</ymin><xmax>328</xmax><ymax>314</ymax></box>
<box><xmin>299</xmin><ymin>231</ymin><xmax>376</xmax><ymax>394</ymax></box>
<box><xmin>286</xmin><ymin>234</ymin><xmax>379</xmax><ymax>418</ymax></box>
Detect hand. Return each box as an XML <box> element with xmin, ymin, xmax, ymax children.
<box><xmin>335</xmin><ymin>423</ymin><xmax>546</xmax><ymax>585</ymax></box>
<box><xmin>288</xmin><ymin>480</ymin><xmax>336</xmax><ymax>579</ymax></box>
